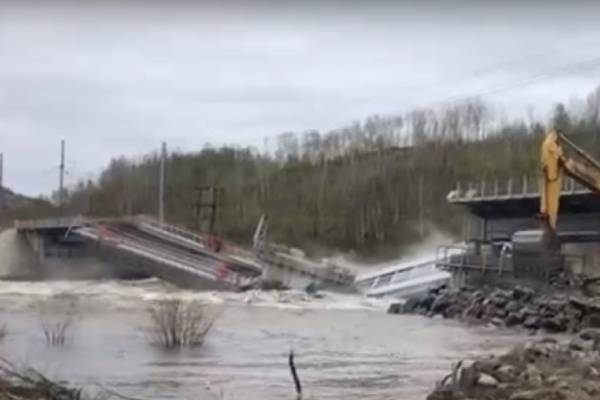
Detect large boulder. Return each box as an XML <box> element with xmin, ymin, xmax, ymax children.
<box><xmin>541</xmin><ymin>315</ymin><xmax>567</xmax><ymax>333</ymax></box>
<box><xmin>580</xmin><ymin>328</ymin><xmax>600</xmax><ymax>340</ymax></box>
<box><xmin>539</xmin><ymin>299</ymin><xmax>568</xmax><ymax>318</ymax></box>
<box><xmin>431</xmin><ymin>293</ymin><xmax>454</xmax><ymax>315</ymax></box>
<box><xmin>570</xmin><ymin>297</ymin><xmax>600</xmax><ymax>314</ymax></box>
<box><xmin>520</xmin><ymin>305</ymin><xmax>540</xmax><ymax>318</ymax></box>
<box><xmin>523</xmin><ymin>316</ymin><xmax>541</xmax><ymax>330</ymax></box>
<box><xmin>426</xmin><ymin>389</ymin><xmax>466</xmax><ymax>400</ymax></box>
<box><xmin>400</xmin><ymin>296</ymin><xmax>422</xmax><ymax>313</ymax></box>
<box><xmin>420</xmin><ymin>293</ymin><xmax>437</xmax><ymax>311</ymax></box>
<box><xmin>483</xmin><ymin>303</ymin><xmax>500</xmax><ymax>319</ymax></box>
<box><xmin>505</xmin><ymin>312</ymin><xmax>525</xmax><ymax>327</ymax></box>
<box><xmin>490</xmin><ymin>290</ymin><xmax>511</xmax><ymax>308</ymax></box>
<box><xmin>506</xmin><ymin>300</ymin><xmax>522</xmax><ymax>313</ymax></box>
<box><xmin>386</xmin><ymin>302</ymin><xmax>403</xmax><ymax>314</ymax></box>
<box><xmin>477</xmin><ymin>372</ymin><xmax>498</xmax><ymax>387</ymax></box>
<box><xmin>462</xmin><ymin>302</ymin><xmax>485</xmax><ymax>320</ymax></box>
<box><xmin>509</xmin><ymin>389</ymin><xmax>562</xmax><ymax>400</ymax></box>
<box><xmin>569</xmin><ymin>336</ymin><xmax>594</xmax><ymax>352</ymax></box>
<box><xmin>512</xmin><ymin>286</ymin><xmax>535</xmax><ymax>302</ymax></box>
<box><xmin>583</xmin><ymin>313</ymin><xmax>600</xmax><ymax>328</ymax></box>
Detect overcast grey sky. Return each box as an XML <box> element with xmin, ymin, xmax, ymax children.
<box><xmin>1</xmin><ymin>1</ymin><xmax>600</xmax><ymax>196</ymax></box>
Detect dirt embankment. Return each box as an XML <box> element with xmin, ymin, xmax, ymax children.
<box><xmin>428</xmin><ymin>336</ymin><xmax>600</xmax><ymax>400</ymax></box>
<box><xmin>390</xmin><ymin>286</ymin><xmax>600</xmax><ymax>334</ymax></box>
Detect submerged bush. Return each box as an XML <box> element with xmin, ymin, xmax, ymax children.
<box><xmin>37</xmin><ymin>295</ymin><xmax>79</xmax><ymax>347</ymax></box>
<box><xmin>41</xmin><ymin>319</ymin><xmax>72</xmax><ymax>346</ymax></box>
<box><xmin>145</xmin><ymin>299</ymin><xmax>217</xmax><ymax>349</ymax></box>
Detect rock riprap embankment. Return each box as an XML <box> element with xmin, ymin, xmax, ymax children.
<box><xmin>389</xmin><ymin>286</ymin><xmax>600</xmax><ymax>334</ymax></box>
<box><xmin>428</xmin><ymin>336</ymin><xmax>600</xmax><ymax>400</ymax></box>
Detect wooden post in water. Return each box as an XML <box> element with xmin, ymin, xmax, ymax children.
<box><xmin>289</xmin><ymin>350</ymin><xmax>302</xmax><ymax>399</ymax></box>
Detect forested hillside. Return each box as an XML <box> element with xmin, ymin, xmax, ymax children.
<box><xmin>0</xmin><ymin>188</ymin><xmax>56</xmax><ymax>228</ymax></box>
<box><xmin>50</xmin><ymin>86</ymin><xmax>600</xmax><ymax>257</ymax></box>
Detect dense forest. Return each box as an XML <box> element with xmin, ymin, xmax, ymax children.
<box><xmin>7</xmin><ymin>86</ymin><xmax>600</xmax><ymax>257</ymax></box>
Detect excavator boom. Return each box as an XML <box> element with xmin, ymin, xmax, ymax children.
<box><xmin>540</xmin><ymin>130</ymin><xmax>600</xmax><ymax>237</ymax></box>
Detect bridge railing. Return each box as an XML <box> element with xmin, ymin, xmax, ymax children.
<box><xmin>134</xmin><ymin>214</ymin><xmax>258</xmax><ymax>261</ymax></box>
<box><xmin>14</xmin><ymin>216</ymin><xmax>87</xmax><ymax>231</ymax></box>
<box><xmin>135</xmin><ymin>215</ymin><xmax>205</xmax><ymax>243</ymax></box>
<box><xmin>448</xmin><ymin>176</ymin><xmax>590</xmax><ymax>202</ymax></box>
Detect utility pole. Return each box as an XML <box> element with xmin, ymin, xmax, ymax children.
<box><xmin>0</xmin><ymin>152</ymin><xmax>4</xmax><ymax>189</ymax></box>
<box><xmin>0</xmin><ymin>152</ymin><xmax>4</xmax><ymax>223</ymax></box>
<box><xmin>193</xmin><ymin>185</ymin><xmax>224</xmax><ymax>235</ymax></box>
<box><xmin>59</xmin><ymin>139</ymin><xmax>65</xmax><ymax>215</ymax></box>
<box><xmin>158</xmin><ymin>141</ymin><xmax>167</xmax><ymax>226</ymax></box>
<box><xmin>194</xmin><ymin>185</ymin><xmax>225</xmax><ymax>252</ymax></box>
<box><xmin>418</xmin><ymin>174</ymin><xmax>425</xmax><ymax>238</ymax></box>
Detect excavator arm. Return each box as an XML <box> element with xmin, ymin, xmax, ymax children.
<box><xmin>540</xmin><ymin>130</ymin><xmax>600</xmax><ymax>238</ymax></box>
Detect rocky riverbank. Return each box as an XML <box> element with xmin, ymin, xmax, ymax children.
<box><xmin>428</xmin><ymin>335</ymin><xmax>600</xmax><ymax>400</ymax></box>
<box><xmin>389</xmin><ymin>286</ymin><xmax>600</xmax><ymax>334</ymax></box>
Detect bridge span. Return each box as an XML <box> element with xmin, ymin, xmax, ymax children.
<box><xmin>14</xmin><ymin>215</ymin><xmax>263</xmax><ymax>290</ymax></box>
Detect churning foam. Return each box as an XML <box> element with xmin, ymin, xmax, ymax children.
<box><xmin>0</xmin><ymin>278</ymin><xmax>390</xmax><ymax>313</ymax></box>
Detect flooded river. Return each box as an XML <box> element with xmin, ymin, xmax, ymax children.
<box><xmin>0</xmin><ymin>278</ymin><xmax>529</xmax><ymax>400</ymax></box>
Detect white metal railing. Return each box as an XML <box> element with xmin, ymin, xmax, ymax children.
<box><xmin>134</xmin><ymin>214</ymin><xmax>257</xmax><ymax>261</ymax></box>
<box><xmin>14</xmin><ymin>217</ymin><xmax>87</xmax><ymax>231</ymax></box>
<box><xmin>366</xmin><ymin>263</ymin><xmax>439</xmax><ymax>290</ymax></box>
<box><xmin>434</xmin><ymin>244</ymin><xmax>504</xmax><ymax>273</ymax></box>
<box><xmin>134</xmin><ymin>215</ymin><xmax>204</xmax><ymax>243</ymax></box>
<box><xmin>448</xmin><ymin>176</ymin><xmax>590</xmax><ymax>202</ymax></box>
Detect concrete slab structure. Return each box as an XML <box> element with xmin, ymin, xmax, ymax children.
<box><xmin>441</xmin><ymin>176</ymin><xmax>600</xmax><ymax>284</ymax></box>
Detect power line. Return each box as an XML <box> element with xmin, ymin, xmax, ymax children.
<box><xmin>429</xmin><ymin>56</ymin><xmax>600</xmax><ymax>109</ymax></box>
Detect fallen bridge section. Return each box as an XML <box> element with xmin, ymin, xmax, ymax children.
<box><xmin>15</xmin><ymin>216</ymin><xmax>263</xmax><ymax>290</ymax></box>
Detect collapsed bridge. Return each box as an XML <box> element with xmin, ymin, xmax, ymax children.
<box><xmin>14</xmin><ymin>215</ymin><xmax>263</xmax><ymax>290</ymax></box>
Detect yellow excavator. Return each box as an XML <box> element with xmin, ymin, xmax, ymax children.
<box><xmin>540</xmin><ymin>130</ymin><xmax>600</xmax><ymax>245</ymax></box>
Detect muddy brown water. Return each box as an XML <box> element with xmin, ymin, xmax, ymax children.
<box><xmin>0</xmin><ymin>279</ymin><xmax>528</xmax><ymax>400</ymax></box>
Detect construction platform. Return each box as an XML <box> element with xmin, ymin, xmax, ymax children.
<box><xmin>448</xmin><ymin>176</ymin><xmax>600</xmax><ymax>242</ymax></box>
